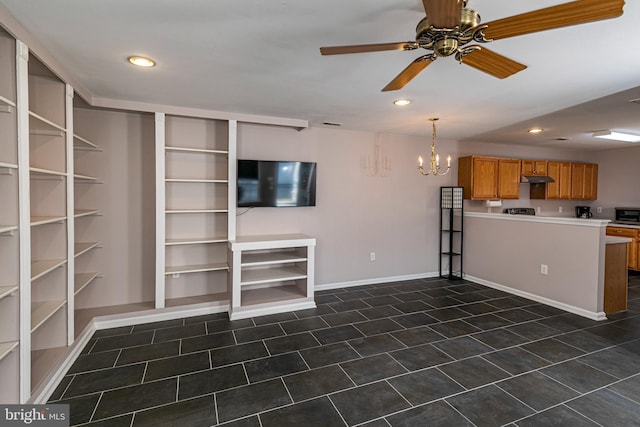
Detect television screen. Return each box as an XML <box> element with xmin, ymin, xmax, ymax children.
<box><xmin>237</xmin><ymin>160</ymin><xmax>317</xmax><ymax>207</ymax></box>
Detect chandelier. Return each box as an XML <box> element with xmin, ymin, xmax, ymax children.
<box><xmin>418</xmin><ymin>118</ymin><xmax>451</xmax><ymax>176</ymax></box>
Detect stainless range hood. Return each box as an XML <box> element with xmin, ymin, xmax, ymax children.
<box><xmin>520</xmin><ymin>175</ymin><xmax>555</xmax><ymax>184</ymax></box>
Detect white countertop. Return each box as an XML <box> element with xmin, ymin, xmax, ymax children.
<box><xmin>606</xmin><ymin>236</ymin><xmax>633</xmax><ymax>244</ymax></box>
<box><xmin>464</xmin><ymin>211</ymin><xmax>611</xmax><ymax>227</ymax></box>
<box><xmin>607</xmin><ymin>222</ymin><xmax>640</xmax><ymax>230</ymax></box>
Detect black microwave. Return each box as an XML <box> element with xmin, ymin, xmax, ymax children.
<box><xmin>615</xmin><ymin>207</ymin><xmax>640</xmax><ymax>225</ymax></box>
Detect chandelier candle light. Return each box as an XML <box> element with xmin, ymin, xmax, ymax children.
<box><xmin>418</xmin><ymin>118</ymin><xmax>451</xmax><ymax>176</ymax></box>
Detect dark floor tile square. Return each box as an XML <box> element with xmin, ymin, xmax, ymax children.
<box><xmin>184</xmin><ymin>312</ymin><xmax>228</xmax><ymax>324</ymax></box>
<box><xmin>391</xmin><ymin>326</ymin><xmax>444</xmax><ymax>347</ymax></box>
<box><xmin>206</xmin><ymin>318</ymin><xmax>254</xmax><ymax>334</ymax></box>
<box><xmin>515</xmin><ymin>405</ymin><xmax>599</xmax><ymax>427</ymax></box>
<box><xmin>495</xmin><ymin>308</ymin><xmax>542</xmax><ymax>323</ymax></box>
<box><xmin>422</xmin><ymin>296</ymin><xmax>464</xmax><ymax>309</ymax></box>
<box><xmin>68</xmin><ymin>349</ymin><xmax>119</xmax><ymax>374</ymax></box>
<box><xmin>178</xmin><ymin>364</ymin><xmax>247</xmax><ymax>400</ymax></box>
<box><xmin>498</xmin><ymin>371</ymin><xmax>579</xmax><ymax>411</ymax></box>
<box><xmin>299</xmin><ymin>342</ymin><xmax>360</xmax><ymax>368</ymax></box>
<box><xmin>260</xmin><ymin>396</ymin><xmax>346</xmax><ymax>427</ymax></box>
<box><xmin>330</xmin><ymin>381</ymin><xmax>411</xmax><ymax>426</ymax></box>
<box><xmin>388</xmin><ymin>368</ymin><xmax>464</xmax><ymax>405</ymax></box>
<box><xmin>390</xmin><ymin>343</ymin><xmax>453</xmax><ymax>371</ymax></box>
<box><xmin>537</xmin><ymin>313</ymin><xmax>599</xmax><ymax>333</ymax></box>
<box><xmin>252</xmin><ymin>311</ymin><xmax>297</xmax><ymax>325</ymax></box>
<box><xmin>341</xmin><ymin>353</ymin><xmax>407</xmax><ymax>385</ymax></box>
<box><xmin>472</xmin><ymin>328</ymin><xmax>530</xmax><ymax>350</ymax></box>
<box><xmin>48</xmin><ymin>376</ymin><xmax>73</xmax><ymax>402</ymax></box>
<box><xmin>210</xmin><ymin>341</ymin><xmax>268</xmax><ymax>367</ymax></box>
<box><xmin>55</xmin><ymin>393</ymin><xmax>100</xmax><ymax>425</ymax></box>
<box><xmin>63</xmin><ymin>363</ymin><xmax>145</xmax><ymax>398</ymax></box>
<box><xmin>392</xmin><ymin>300</ymin><xmax>430</xmax><ymax>313</ymax></box>
<box><xmin>459</xmin><ymin>302</ymin><xmax>500</xmax><ymax>315</ymax></box>
<box><xmin>386</xmin><ymin>400</ymin><xmax>472</xmax><ymax>427</ymax></box>
<box><xmin>432</xmin><ymin>336</ymin><xmax>493</xmax><ymax>360</ymax></box>
<box><xmin>482</xmin><ymin>346</ymin><xmax>550</xmax><ymax>375</ymax></box>
<box><xmin>315</xmin><ymin>293</ymin><xmax>342</xmax><ymax>304</ymax></box>
<box><xmin>153</xmin><ymin>322</ymin><xmax>206</xmax><ymax>343</ymax></box>
<box><xmin>487</xmin><ymin>298</ymin><xmax>531</xmax><ymax>310</ymax></box>
<box><xmin>438</xmin><ymin>356</ymin><xmax>510</xmax><ymax>389</ymax></box>
<box><xmin>218</xmin><ymin>416</ymin><xmax>261</xmax><ymax>427</ymax></box>
<box><xmin>521</xmin><ymin>337</ymin><xmax>586</xmax><ymax>363</ymax></box>
<box><xmin>93</xmin><ymin>378</ymin><xmax>177</xmax><ymax>420</ymax></box>
<box><xmin>234</xmin><ymin>324</ymin><xmax>285</xmax><ymax>343</ymax></box>
<box><xmin>144</xmin><ymin>351</ymin><xmax>210</xmax><ymax>382</ymax></box>
<box><xmin>359</xmin><ymin>419</ymin><xmax>391</xmax><ymax>427</ymax></box>
<box><xmin>576</xmin><ymin>347</ymin><xmax>640</xmax><ymax>379</ymax></box>
<box><xmin>216</xmin><ymin>379</ymin><xmax>291</xmax><ymax>423</ymax></box>
<box><xmin>354</xmin><ymin>318</ymin><xmax>404</xmax><ymax>336</ymax></box>
<box><xmin>453</xmin><ymin>292</ymin><xmax>492</xmax><ymax>304</ymax></box>
<box><xmin>337</xmin><ymin>289</ymin><xmax>374</xmax><ymax>301</ymax></box>
<box><xmin>361</xmin><ymin>295</ymin><xmax>402</xmax><ymax>307</ymax></box>
<box><xmin>393</xmin><ymin>291</ymin><xmax>429</xmax><ymax>302</ymax></box>
<box><xmin>541</xmin><ymin>359</ymin><xmax>618</xmax><ymax>393</ymax></box>
<box><xmin>608</xmin><ymin>375</ymin><xmax>640</xmax><ymax>403</ymax></box>
<box><xmin>116</xmin><ymin>340</ymin><xmax>180</xmax><ymax>365</ymax></box>
<box><xmin>464</xmin><ymin>313</ymin><xmax>513</xmax><ymax>330</ymax></box>
<box><xmin>283</xmin><ymin>365</ymin><xmax>354</xmax><ymax>402</ymax></box>
<box><xmin>421</xmin><ymin>288</ymin><xmax>456</xmax><ymax>298</ymax></box>
<box><xmin>522</xmin><ymin>304</ymin><xmax>565</xmax><ymax>317</ymax></box>
<box><xmin>293</xmin><ymin>305</ymin><xmax>336</xmax><ymax>318</ymax></box>
<box><xmin>280</xmin><ymin>316</ymin><xmax>329</xmax><ymax>334</ymax></box>
<box><xmin>506</xmin><ymin>321</ymin><xmax>560</xmax><ymax>340</ymax></box>
<box><xmin>447</xmin><ymin>385</ymin><xmax>534</xmax><ymax>427</ymax></box>
<box><xmin>430</xmin><ymin>320</ymin><xmax>481</xmax><ymax>338</ymax></box>
<box><xmin>329</xmin><ymin>299</ymin><xmax>371</xmax><ymax>313</ymax></box>
<box><xmin>427</xmin><ymin>307</ymin><xmax>470</xmax><ymax>322</ymax></box>
<box><xmin>83</xmin><ymin>414</ymin><xmax>134</xmax><ymax>427</ymax></box>
<box><xmin>392</xmin><ymin>312</ymin><xmax>438</xmax><ymax>328</ymax></box>
<box><xmin>566</xmin><ymin>388</ymin><xmax>640</xmax><ymax>427</ymax></box>
<box><xmin>348</xmin><ymin>333</ymin><xmax>405</xmax><ymax>357</ymax></box>
<box><xmin>181</xmin><ymin>331</ymin><xmax>236</xmax><ymax>354</ymax></box>
<box><xmin>131</xmin><ymin>318</ymin><xmax>184</xmax><ymax>333</ymax></box>
<box><xmin>358</xmin><ymin>305</ymin><xmax>403</xmax><ymax>320</ymax></box>
<box><xmin>554</xmin><ymin>328</ymin><xmax>619</xmax><ymax>352</ymax></box>
<box><xmin>132</xmin><ymin>395</ymin><xmax>216</xmax><ymax>427</ymax></box>
<box><xmin>91</xmin><ymin>331</ymin><xmax>154</xmax><ymax>353</ymax></box>
<box><xmin>244</xmin><ymin>352</ymin><xmax>308</xmax><ymax>383</ymax></box>
<box><xmin>312</xmin><ymin>324</ymin><xmax>364</xmax><ymax>344</ymax></box>
<box><xmin>92</xmin><ymin>326</ymin><xmax>133</xmax><ymax>339</ymax></box>
<box><xmin>264</xmin><ymin>332</ymin><xmax>319</xmax><ymax>355</ymax></box>
<box><xmin>322</xmin><ymin>310</ymin><xmax>368</xmax><ymax>326</ymax></box>
<box><xmin>586</xmin><ymin>323</ymin><xmax>640</xmax><ymax>344</ymax></box>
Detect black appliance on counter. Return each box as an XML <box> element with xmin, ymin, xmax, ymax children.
<box><xmin>503</xmin><ymin>208</ymin><xmax>535</xmax><ymax>216</ymax></box>
<box><xmin>615</xmin><ymin>207</ymin><xmax>640</xmax><ymax>225</ymax></box>
<box><xmin>576</xmin><ymin>206</ymin><xmax>592</xmax><ymax>218</ymax></box>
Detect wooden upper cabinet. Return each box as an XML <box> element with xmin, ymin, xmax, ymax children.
<box><xmin>521</xmin><ymin>160</ymin><xmax>547</xmax><ymax>176</ymax></box>
<box><xmin>458</xmin><ymin>156</ymin><xmax>520</xmax><ymax>200</ymax></box>
<box><xmin>571</xmin><ymin>163</ymin><xmax>598</xmax><ymax>200</ymax></box>
<box><xmin>543</xmin><ymin>161</ymin><xmax>571</xmax><ymax>199</ymax></box>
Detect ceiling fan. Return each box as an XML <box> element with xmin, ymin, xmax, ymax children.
<box><xmin>320</xmin><ymin>0</ymin><xmax>625</xmax><ymax>91</ymax></box>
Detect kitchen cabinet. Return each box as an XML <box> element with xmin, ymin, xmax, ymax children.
<box><xmin>457</xmin><ymin>156</ymin><xmax>520</xmax><ymax>200</ymax></box>
<box><xmin>530</xmin><ymin>161</ymin><xmax>572</xmax><ymax>200</ymax></box>
<box><xmin>606</xmin><ymin>226</ymin><xmax>639</xmax><ymax>271</ymax></box>
<box><xmin>521</xmin><ymin>159</ymin><xmax>547</xmax><ymax>176</ymax></box>
<box><xmin>604</xmin><ymin>240</ymin><xmax>628</xmax><ymax>314</ymax></box>
<box><xmin>571</xmin><ymin>163</ymin><xmax>598</xmax><ymax>200</ymax></box>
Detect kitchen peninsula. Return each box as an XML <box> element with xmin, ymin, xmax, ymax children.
<box><xmin>463</xmin><ymin>212</ymin><xmax>629</xmax><ymax>320</ymax></box>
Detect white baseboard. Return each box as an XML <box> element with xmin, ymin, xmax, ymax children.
<box><xmin>465</xmin><ymin>275</ymin><xmax>607</xmax><ymax>321</ymax></box>
<box><xmin>315</xmin><ymin>272</ymin><xmax>440</xmax><ymax>291</ymax></box>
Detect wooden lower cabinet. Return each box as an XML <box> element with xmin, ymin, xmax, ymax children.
<box><xmin>604</xmin><ymin>241</ymin><xmax>628</xmax><ymax>314</ymax></box>
<box><xmin>606</xmin><ymin>226</ymin><xmax>639</xmax><ymax>271</ymax></box>
<box><xmin>458</xmin><ymin>156</ymin><xmax>520</xmax><ymax>200</ymax></box>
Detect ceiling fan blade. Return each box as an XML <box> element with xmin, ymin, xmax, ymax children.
<box><xmin>460</xmin><ymin>47</ymin><xmax>527</xmax><ymax>79</ymax></box>
<box><xmin>382</xmin><ymin>56</ymin><xmax>435</xmax><ymax>92</ymax></box>
<box><xmin>482</xmin><ymin>0</ymin><xmax>625</xmax><ymax>40</ymax></box>
<box><xmin>422</xmin><ymin>0</ymin><xmax>463</xmax><ymax>28</ymax></box>
<box><xmin>320</xmin><ymin>42</ymin><xmax>415</xmax><ymax>55</ymax></box>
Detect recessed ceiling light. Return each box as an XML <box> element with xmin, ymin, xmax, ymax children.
<box><xmin>593</xmin><ymin>130</ymin><xmax>640</xmax><ymax>143</ymax></box>
<box><xmin>127</xmin><ymin>56</ymin><xmax>156</xmax><ymax>67</ymax></box>
<box><xmin>393</xmin><ymin>99</ymin><xmax>411</xmax><ymax>106</ymax></box>
<box><xmin>528</xmin><ymin>128</ymin><xmax>543</xmax><ymax>134</ymax></box>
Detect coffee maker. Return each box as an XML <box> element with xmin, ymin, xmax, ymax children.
<box><xmin>576</xmin><ymin>206</ymin><xmax>593</xmax><ymax>218</ymax></box>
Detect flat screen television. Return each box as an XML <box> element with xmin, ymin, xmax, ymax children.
<box><xmin>237</xmin><ymin>160</ymin><xmax>317</xmax><ymax>207</ymax></box>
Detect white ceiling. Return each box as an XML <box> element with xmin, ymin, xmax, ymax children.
<box><xmin>1</xmin><ymin>0</ymin><xmax>639</xmax><ymax>150</ymax></box>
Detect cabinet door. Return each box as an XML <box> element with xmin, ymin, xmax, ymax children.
<box><xmin>570</xmin><ymin>163</ymin><xmax>586</xmax><ymax>199</ymax></box>
<box><xmin>521</xmin><ymin>160</ymin><xmax>547</xmax><ymax>175</ymax></box>
<box><xmin>471</xmin><ymin>157</ymin><xmax>498</xmax><ymax>199</ymax></box>
<box><xmin>630</xmin><ymin>240</ymin><xmax>638</xmax><ymax>270</ymax></box>
<box><xmin>546</xmin><ymin>161</ymin><xmax>560</xmax><ymax>199</ymax></box>
<box><xmin>497</xmin><ymin>159</ymin><xmax>520</xmax><ymax>199</ymax></box>
<box><xmin>584</xmin><ymin>164</ymin><xmax>598</xmax><ymax>200</ymax></box>
<box><xmin>559</xmin><ymin>162</ymin><xmax>572</xmax><ymax>199</ymax></box>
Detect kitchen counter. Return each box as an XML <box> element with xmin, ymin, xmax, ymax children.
<box><xmin>606</xmin><ymin>236</ymin><xmax>633</xmax><ymax>244</ymax></box>
<box><xmin>466</xmin><ymin>211</ymin><xmax>610</xmax><ymax>227</ymax></box>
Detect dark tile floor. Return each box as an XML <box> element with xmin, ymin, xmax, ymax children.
<box><xmin>50</xmin><ymin>275</ymin><xmax>640</xmax><ymax>427</ymax></box>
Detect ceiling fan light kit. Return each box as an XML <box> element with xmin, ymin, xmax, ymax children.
<box><xmin>320</xmin><ymin>0</ymin><xmax>625</xmax><ymax>91</ymax></box>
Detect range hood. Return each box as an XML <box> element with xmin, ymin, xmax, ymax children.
<box><xmin>520</xmin><ymin>175</ymin><xmax>555</xmax><ymax>184</ymax></box>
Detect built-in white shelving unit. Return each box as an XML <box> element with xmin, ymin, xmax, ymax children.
<box><xmin>228</xmin><ymin>234</ymin><xmax>316</xmax><ymax>320</ymax></box>
<box><xmin>155</xmin><ymin>114</ymin><xmax>236</xmax><ymax>308</ymax></box>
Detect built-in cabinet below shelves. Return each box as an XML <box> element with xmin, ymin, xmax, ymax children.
<box><xmin>228</xmin><ymin>234</ymin><xmax>316</xmax><ymax>320</ymax></box>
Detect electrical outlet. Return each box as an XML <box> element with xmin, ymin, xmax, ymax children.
<box><xmin>370</xmin><ymin>252</ymin><xmax>376</xmax><ymax>261</ymax></box>
<box><xmin>540</xmin><ymin>264</ymin><xmax>548</xmax><ymax>275</ymax></box>
<box><xmin>558</xmin><ymin>206</ymin><xmax>563</xmax><ymax>213</ymax></box>
<box><xmin>597</xmin><ymin>207</ymin><xmax>603</xmax><ymax>214</ymax></box>
<box><xmin>172</xmin><ymin>273</ymin><xmax>180</xmax><ymax>278</ymax></box>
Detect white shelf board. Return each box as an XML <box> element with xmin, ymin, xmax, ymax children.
<box><xmin>73</xmin><ymin>133</ymin><xmax>100</xmax><ymax>150</ymax></box>
<box><xmin>241</xmin><ymin>252</ymin><xmax>307</xmax><ymax>267</ymax></box>
<box><xmin>165</xmin><ymin>262</ymin><xmax>229</xmax><ymax>275</ymax></box>
<box><xmin>75</xmin><ymin>209</ymin><xmax>99</xmax><ymax>218</ymax></box>
<box><xmin>0</xmin><ymin>161</ymin><xmax>18</xmax><ymax>170</ymax></box>
<box><xmin>31</xmin><ymin>259</ymin><xmax>66</xmax><ymax>281</ymax></box>
<box><xmin>0</xmin><ymin>341</ymin><xmax>19</xmax><ymax>362</ymax></box>
<box><xmin>0</xmin><ymin>94</ymin><xmax>16</xmax><ymax>109</ymax></box>
<box><xmin>74</xmin><ymin>173</ymin><xmax>100</xmax><ymax>182</ymax></box>
<box><xmin>0</xmin><ymin>225</ymin><xmax>18</xmax><ymax>234</ymax></box>
<box><xmin>74</xmin><ymin>242</ymin><xmax>99</xmax><ymax>258</ymax></box>
<box><xmin>31</xmin><ymin>216</ymin><xmax>66</xmax><ymax>227</ymax></box>
<box><xmin>165</xmin><ymin>209</ymin><xmax>228</xmax><ymax>214</ymax></box>
<box><xmin>0</xmin><ymin>285</ymin><xmax>19</xmax><ymax>300</ymax></box>
<box><xmin>165</xmin><ymin>146</ymin><xmax>228</xmax><ymax>155</ymax></box>
<box><xmin>31</xmin><ymin>299</ymin><xmax>66</xmax><ymax>332</ymax></box>
<box><xmin>165</xmin><ymin>178</ymin><xmax>228</xmax><ymax>184</ymax></box>
<box><xmin>165</xmin><ymin>292</ymin><xmax>229</xmax><ymax>308</ymax></box>
<box><xmin>74</xmin><ymin>272</ymin><xmax>99</xmax><ymax>295</ymax></box>
<box><xmin>30</xmin><ymin>166</ymin><xmax>66</xmax><ymax>177</ymax></box>
<box><xmin>240</xmin><ymin>266</ymin><xmax>307</xmax><ymax>286</ymax></box>
<box><xmin>28</xmin><ymin>111</ymin><xmax>66</xmax><ymax>134</ymax></box>
<box><xmin>165</xmin><ymin>236</ymin><xmax>227</xmax><ymax>246</ymax></box>
<box><xmin>241</xmin><ymin>285</ymin><xmax>308</xmax><ymax>306</ymax></box>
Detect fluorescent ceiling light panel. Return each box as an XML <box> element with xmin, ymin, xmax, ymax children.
<box><xmin>593</xmin><ymin>130</ymin><xmax>640</xmax><ymax>143</ymax></box>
